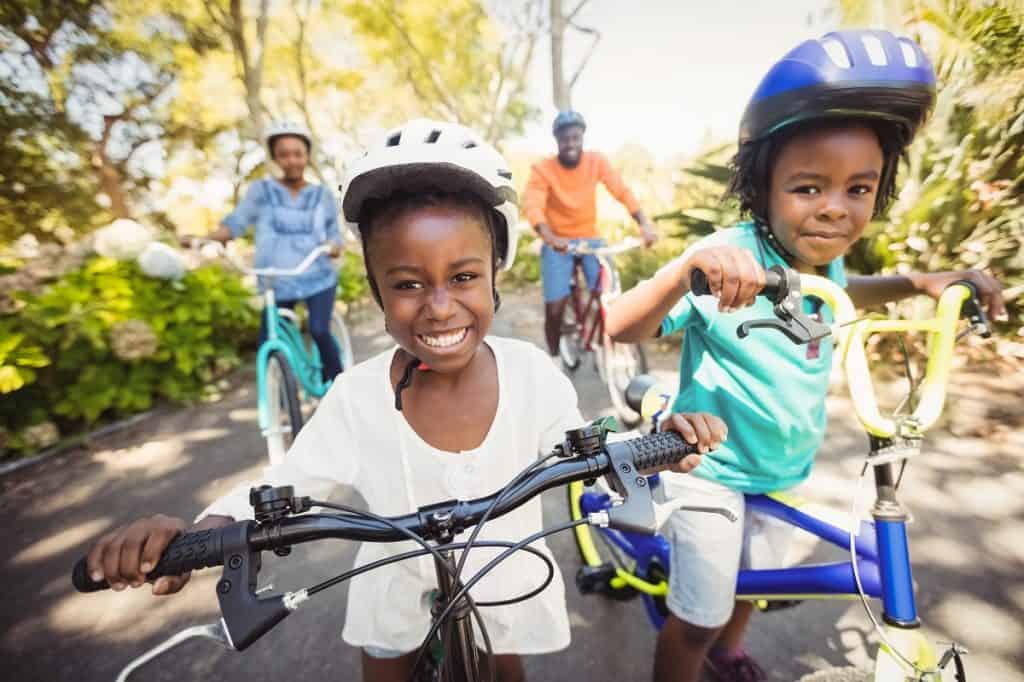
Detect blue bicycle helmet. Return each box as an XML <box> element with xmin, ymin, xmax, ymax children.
<box><xmin>552</xmin><ymin>110</ymin><xmax>586</xmax><ymax>135</ymax></box>
<box><xmin>739</xmin><ymin>30</ymin><xmax>936</xmax><ymax>145</ymax></box>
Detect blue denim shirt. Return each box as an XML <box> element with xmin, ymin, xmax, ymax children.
<box><xmin>222</xmin><ymin>179</ymin><xmax>341</xmax><ymax>301</ymax></box>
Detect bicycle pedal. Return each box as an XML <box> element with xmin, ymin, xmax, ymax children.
<box><xmin>575</xmin><ymin>563</ymin><xmax>617</xmax><ymax>595</ymax></box>
<box><xmin>575</xmin><ymin>563</ymin><xmax>616</xmax><ymax>593</ymax></box>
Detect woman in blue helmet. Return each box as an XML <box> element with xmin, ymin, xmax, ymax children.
<box><xmin>606</xmin><ymin>30</ymin><xmax>1005</xmax><ymax>682</ymax></box>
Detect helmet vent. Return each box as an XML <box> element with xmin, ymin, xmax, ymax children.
<box><xmin>462</xmin><ymin>140</ymin><xmax>478</xmax><ymax>149</ymax></box>
<box><xmin>386</xmin><ymin>132</ymin><xmax>402</xmax><ymax>147</ymax></box>
<box><xmin>425</xmin><ymin>129</ymin><xmax>441</xmax><ymax>143</ymax></box>
<box><xmin>497</xmin><ymin>169</ymin><xmax>512</xmax><ymax>180</ymax></box>
<box><xmin>862</xmin><ymin>34</ymin><xmax>888</xmax><ymax>66</ymax></box>
<box><xmin>822</xmin><ymin>38</ymin><xmax>851</xmax><ymax>68</ymax></box>
<box><xmin>898</xmin><ymin>39</ymin><xmax>919</xmax><ymax>67</ymax></box>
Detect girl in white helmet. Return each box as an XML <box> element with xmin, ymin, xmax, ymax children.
<box><xmin>183</xmin><ymin>120</ymin><xmax>345</xmax><ymax>382</ymax></box>
<box><xmin>86</xmin><ymin>119</ymin><xmax>724</xmax><ymax>681</ymax></box>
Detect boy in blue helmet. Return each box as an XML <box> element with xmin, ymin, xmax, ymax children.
<box><xmin>606</xmin><ymin>30</ymin><xmax>1006</xmax><ymax>682</ymax></box>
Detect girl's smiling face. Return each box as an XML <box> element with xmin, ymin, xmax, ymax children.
<box><xmin>367</xmin><ymin>201</ymin><xmax>495</xmax><ymax>373</ymax></box>
<box><xmin>768</xmin><ymin>124</ymin><xmax>884</xmax><ymax>271</ymax></box>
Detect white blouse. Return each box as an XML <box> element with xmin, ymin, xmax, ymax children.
<box><xmin>200</xmin><ymin>336</ymin><xmax>583</xmax><ymax>654</ymax></box>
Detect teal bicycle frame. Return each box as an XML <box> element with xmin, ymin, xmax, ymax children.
<box><xmin>254</xmin><ymin>286</ymin><xmax>336</xmax><ymax>433</ymax></box>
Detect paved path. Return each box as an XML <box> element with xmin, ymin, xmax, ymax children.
<box><xmin>2</xmin><ymin>288</ymin><xmax>1022</xmax><ymax>681</ymax></box>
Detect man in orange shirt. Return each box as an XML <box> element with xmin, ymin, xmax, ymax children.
<box><xmin>523</xmin><ymin>110</ymin><xmax>657</xmax><ymax>359</ymax></box>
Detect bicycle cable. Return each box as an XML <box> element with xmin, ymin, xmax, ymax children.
<box><xmin>308</xmin><ymin>500</ymin><xmax>564</xmax><ymax>682</ymax></box>
<box><xmin>414</xmin><ymin>517</ymin><xmax>586</xmax><ymax>674</ymax></box>
<box><xmin>448</xmin><ymin>452</ymin><xmax>560</xmax><ymax>614</ymax></box>
<box><xmin>848</xmin><ymin>463</ymin><xmax>939</xmax><ymax>679</ymax></box>
<box><xmin>308</xmin><ymin>500</ymin><xmax>497</xmax><ymax>679</ymax></box>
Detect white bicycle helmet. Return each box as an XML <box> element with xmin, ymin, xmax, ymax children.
<box><xmin>263</xmin><ymin>120</ymin><xmax>312</xmax><ymax>154</ymax></box>
<box><xmin>340</xmin><ymin>119</ymin><xmax>519</xmax><ymax>270</ymax></box>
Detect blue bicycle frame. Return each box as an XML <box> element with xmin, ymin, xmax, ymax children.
<box><xmin>578</xmin><ymin>471</ymin><xmax>912</xmax><ymax>632</ymax></box>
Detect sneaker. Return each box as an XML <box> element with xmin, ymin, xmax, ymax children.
<box><xmin>704</xmin><ymin>646</ymin><xmax>766</xmax><ymax>682</ymax></box>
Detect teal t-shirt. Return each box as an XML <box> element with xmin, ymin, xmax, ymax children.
<box><xmin>659</xmin><ymin>222</ymin><xmax>847</xmax><ymax>494</ymax></box>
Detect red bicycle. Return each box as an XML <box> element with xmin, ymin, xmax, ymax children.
<box><xmin>558</xmin><ymin>238</ymin><xmax>649</xmax><ymax>426</ymax></box>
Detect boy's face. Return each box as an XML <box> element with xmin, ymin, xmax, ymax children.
<box><xmin>368</xmin><ymin>204</ymin><xmax>495</xmax><ymax>373</ymax></box>
<box><xmin>271</xmin><ymin>135</ymin><xmax>309</xmax><ymax>181</ymax></box>
<box><xmin>767</xmin><ymin>124</ymin><xmax>883</xmax><ymax>270</ymax></box>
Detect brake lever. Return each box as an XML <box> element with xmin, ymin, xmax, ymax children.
<box><xmin>736</xmin><ymin>267</ymin><xmax>832</xmax><ymax>345</ymax></box>
<box><xmin>653</xmin><ymin>499</ymin><xmax>737</xmax><ymax>529</ymax></box>
<box><xmin>737</xmin><ymin>315</ymin><xmax>831</xmax><ymax>345</ymax></box>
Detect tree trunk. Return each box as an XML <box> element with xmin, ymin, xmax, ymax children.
<box><xmin>227</xmin><ymin>0</ymin><xmax>270</xmax><ymax>140</ymax></box>
<box><xmin>550</xmin><ymin>0</ymin><xmax>570</xmax><ymax>110</ymax></box>
<box><xmin>91</xmin><ymin>147</ymin><xmax>132</xmax><ymax>219</ymax></box>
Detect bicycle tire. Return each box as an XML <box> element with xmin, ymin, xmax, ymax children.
<box><xmin>329</xmin><ymin>309</ymin><xmax>354</xmax><ymax>372</ymax></box>
<box><xmin>602</xmin><ymin>338</ymin><xmax>648</xmax><ymax>428</ymax></box>
<box><xmin>264</xmin><ymin>351</ymin><xmax>303</xmax><ymax>464</ymax></box>
<box><xmin>558</xmin><ymin>289</ymin><xmax>584</xmax><ymax>373</ymax></box>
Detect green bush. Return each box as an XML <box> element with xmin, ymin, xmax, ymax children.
<box><xmin>500</xmin><ymin>231</ymin><xmax>542</xmax><ymax>290</ymax></box>
<box><xmin>336</xmin><ymin>250</ymin><xmax>371</xmax><ymax>304</ymax></box>
<box><xmin>0</xmin><ymin>256</ymin><xmax>258</xmax><ymax>453</ymax></box>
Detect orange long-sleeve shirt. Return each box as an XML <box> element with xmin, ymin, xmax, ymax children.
<box><xmin>522</xmin><ymin>151</ymin><xmax>641</xmax><ymax>239</ymax></box>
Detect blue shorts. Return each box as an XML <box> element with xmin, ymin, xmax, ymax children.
<box><xmin>540</xmin><ymin>239</ymin><xmax>603</xmax><ymax>303</ymax></box>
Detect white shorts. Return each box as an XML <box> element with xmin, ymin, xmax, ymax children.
<box><xmin>661</xmin><ymin>472</ymin><xmax>794</xmax><ymax>628</ymax></box>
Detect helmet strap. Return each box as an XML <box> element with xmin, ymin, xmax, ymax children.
<box><xmin>394</xmin><ymin>355</ymin><xmax>430</xmax><ymax>411</ymax></box>
<box><xmin>754</xmin><ymin>217</ymin><xmax>798</xmax><ymax>266</ymax></box>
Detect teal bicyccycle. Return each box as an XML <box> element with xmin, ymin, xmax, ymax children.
<box><xmin>196</xmin><ymin>240</ymin><xmax>354</xmax><ymax>462</ymax></box>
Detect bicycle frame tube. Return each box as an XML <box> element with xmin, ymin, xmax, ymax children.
<box><xmin>735</xmin><ymin>495</ymin><xmax>883</xmax><ymax>601</ymax></box>
<box><xmin>433</xmin><ymin>548</ymin><xmax>482</xmax><ymax>682</ymax></box>
<box><xmin>576</xmin><ymin>487</ymin><xmax>896</xmax><ymax>629</ymax></box>
<box><xmin>256</xmin><ymin>292</ymin><xmax>329</xmax><ymax>419</ymax></box>
<box><xmin>256</xmin><ymin>323</ymin><xmax>322</xmax><ymax>432</ymax></box>
<box><xmin>570</xmin><ymin>256</ymin><xmax>605</xmax><ymax>353</ymax></box>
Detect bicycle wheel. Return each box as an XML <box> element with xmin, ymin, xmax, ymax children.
<box><xmin>264</xmin><ymin>351</ymin><xmax>303</xmax><ymax>464</ymax></box>
<box><xmin>566</xmin><ymin>480</ymin><xmax>639</xmax><ymax>601</ymax></box>
<box><xmin>601</xmin><ymin>337</ymin><xmax>649</xmax><ymax>427</ymax></box>
<box><xmin>329</xmin><ymin>309</ymin><xmax>354</xmax><ymax>373</ymax></box>
<box><xmin>558</xmin><ymin>290</ymin><xmax>584</xmax><ymax>373</ymax></box>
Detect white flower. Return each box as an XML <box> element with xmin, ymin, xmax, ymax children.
<box><xmin>110</xmin><ymin>319</ymin><xmax>160</xmax><ymax>361</ymax></box>
<box><xmin>92</xmin><ymin>219</ymin><xmax>155</xmax><ymax>260</ymax></box>
<box><xmin>138</xmin><ymin>242</ymin><xmax>187</xmax><ymax>280</ymax></box>
<box><xmin>11</xmin><ymin>234</ymin><xmax>40</xmax><ymax>259</ymax></box>
<box><xmin>22</xmin><ymin>422</ymin><xmax>59</xmax><ymax>450</ymax></box>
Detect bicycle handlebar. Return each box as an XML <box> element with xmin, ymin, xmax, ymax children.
<box><xmin>565</xmin><ymin>237</ymin><xmax>643</xmax><ymax>256</ymax></box>
<box><xmin>190</xmin><ymin>239</ymin><xmax>334</xmax><ymax>278</ymax></box>
<box><xmin>688</xmin><ymin>264</ymin><xmax>990</xmax><ymax>439</ymax></box>
<box><xmin>72</xmin><ymin>429</ymin><xmax>697</xmax><ymax>592</ymax></box>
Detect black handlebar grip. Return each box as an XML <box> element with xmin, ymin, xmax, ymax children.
<box><xmin>628</xmin><ymin>431</ymin><xmax>699</xmax><ymax>472</ymax></box>
<box><xmin>690</xmin><ymin>269</ymin><xmax>712</xmax><ymax>296</ymax></box>
<box><xmin>148</xmin><ymin>527</ymin><xmax>226</xmax><ymax>578</ymax></box>
<box><xmin>72</xmin><ymin>527</ymin><xmax>227</xmax><ymax>593</ymax></box>
<box><xmin>690</xmin><ymin>268</ymin><xmax>785</xmax><ymax>300</ymax></box>
<box><xmin>72</xmin><ymin>557</ymin><xmax>109</xmax><ymax>592</ymax></box>
<box><xmin>761</xmin><ymin>268</ymin><xmax>783</xmax><ymax>300</ymax></box>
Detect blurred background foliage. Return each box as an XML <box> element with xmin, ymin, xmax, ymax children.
<box><xmin>2</xmin><ymin>0</ymin><xmax>1022</xmax><ymax>455</ymax></box>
